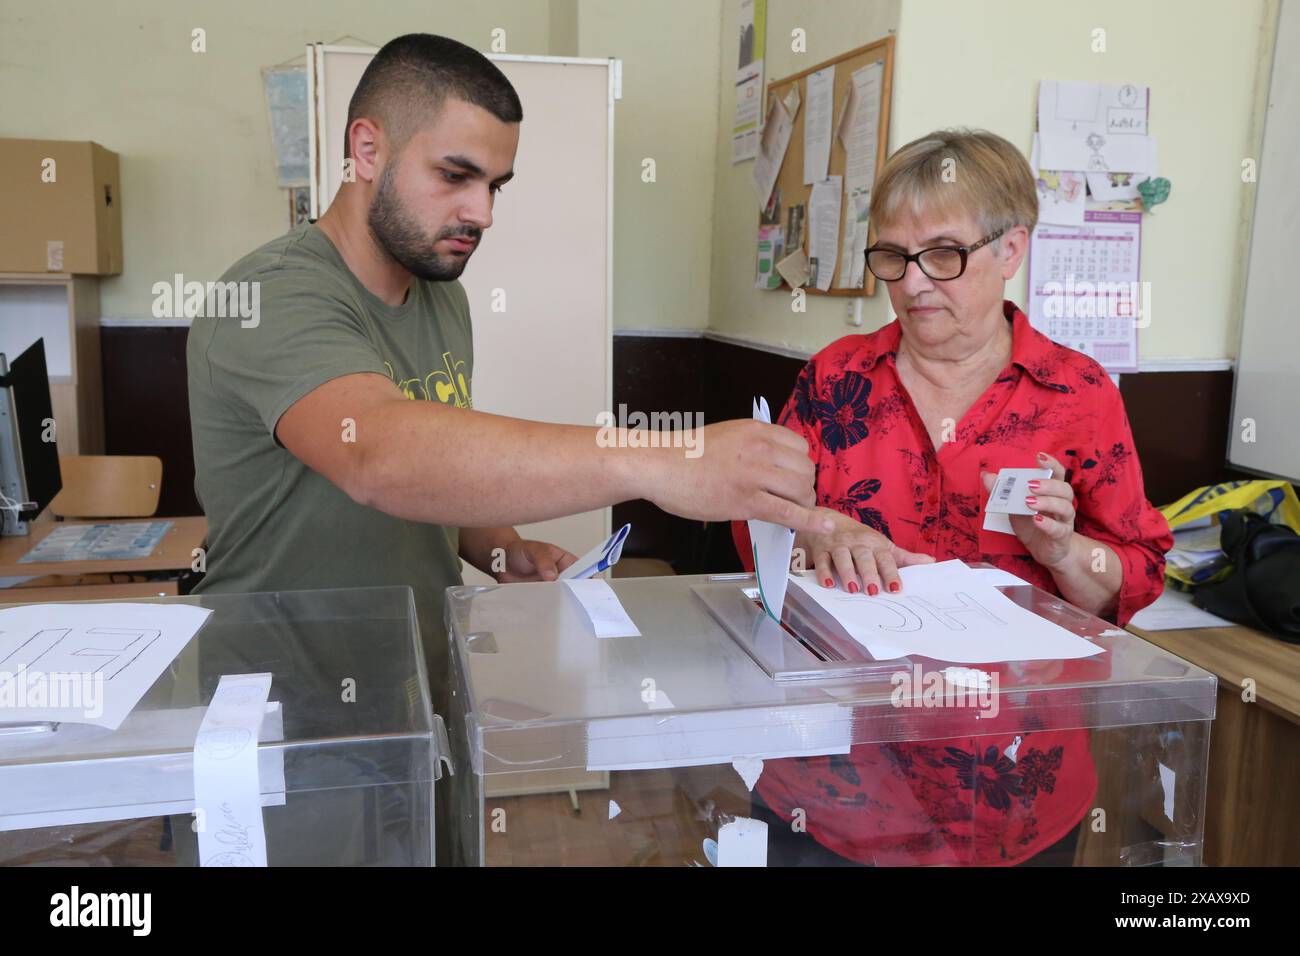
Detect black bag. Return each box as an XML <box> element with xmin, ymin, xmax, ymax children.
<box><xmin>1193</xmin><ymin>511</ymin><xmax>1300</xmax><ymax>642</ymax></box>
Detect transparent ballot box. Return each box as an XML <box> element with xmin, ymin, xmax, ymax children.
<box><xmin>446</xmin><ymin>573</ymin><xmax>1216</xmax><ymax>867</ymax></box>
<box><xmin>0</xmin><ymin>587</ymin><xmax>441</xmax><ymax>866</ymax></box>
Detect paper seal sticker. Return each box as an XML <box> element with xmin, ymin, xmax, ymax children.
<box><xmin>732</xmin><ymin>756</ymin><xmax>764</xmax><ymax>791</ymax></box>
<box><xmin>717</xmin><ymin>816</ymin><xmax>769</xmax><ymax>867</ymax></box>
<box><xmin>194</xmin><ymin>673</ymin><xmax>273</xmax><ymax>867</ymax></box>
<box><xmin>942</xmin><ymin>666</ymin><xmax>992</xmax><ymax>691</ymax></box>
<box><xmin>1158</xmin><ymin>762</ymin><xmax>1176</xmax><ymax>822</ymax></box>
<box><xmin>645</xmin><ymin>689</ymin><xmax>675</xmax><ymax>711</ymax></box>
<box><xmin>46</xmin><ymin>240</ymin><xmax>64</xmax><ymax>271</ymax></box>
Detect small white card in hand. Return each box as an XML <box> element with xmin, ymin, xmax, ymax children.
<box><xmin>558</xmin><ymin>523</ymin><xmax>631</xmax><ymax>580</ymax></box>
<box><xmin>983</xmin><ymin>467</ymin><xmax>1051</xmax><ymax>535</ymax></box>
<box><xmin>747</xmin><ymin>396</ymin><xmax>797</xmax><ymax>622</ymax></box>
<box><xmin>564</xmin><ymin>578</ymin><xmax>641</xmax><ymax>638</ymax></box>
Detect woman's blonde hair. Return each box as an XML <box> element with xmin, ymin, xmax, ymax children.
<box><xmin>869</xmin><ymin>128</ymin><xmax>1038</xmax><ymax>242</ymax></box>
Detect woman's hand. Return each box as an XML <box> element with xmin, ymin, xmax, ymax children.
<box><xmin>982</xmin><ymin>451</ymin><xmax>1076</xmax><ymax>568</ymax></box>
<box><xmin>800</xmin><ymin>507</ymin><xmax>935</xmax><ymax>594</ymax></box>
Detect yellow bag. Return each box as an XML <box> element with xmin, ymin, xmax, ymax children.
<box><xmin>1160</xmin><ymin>480</ymin><xmax>1300</xmax><ymax>586</ymax></box>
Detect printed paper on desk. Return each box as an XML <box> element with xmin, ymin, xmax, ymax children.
<box><xmin>564</xmin><ymin>578</ymin><xmax>641</xmax><ymax>638</ymax></box>
<box><xmin>788</xmin><ymin>562</ymin><xmax>1103</xmax><ymax>663</ymax></box>
<box><xmin>194</xmin><ymin>673</ymin><xmax>272</xmax><ymax>867</ymax></box>
<box><xmin>0</xmin><ymin>602</ymin><xmax>212</xmax><ymax>730</ymax></box>
<box><xmin>1037</xmin><ymin>81</ymin><xmax>1153</xmax><ymax>174</ymax></box>
<box><xmin>747</xmin><ymin>397</ymin><xmax>796</xmax><ymax>623</ymax></box>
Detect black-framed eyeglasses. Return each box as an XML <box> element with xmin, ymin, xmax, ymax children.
<box><xmin>864</xmin><ymin>228</ymin><xmax>1005</xmax><ymax>282</ymax></box>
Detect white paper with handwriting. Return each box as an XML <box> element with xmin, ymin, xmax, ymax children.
<box><xmin>194</xmin><ymin>673</ymin><xmax>272</xmax><ymax>867</ymax></box>
<box><xmin>788</xmin><ymin>561</ymin><xmax>1103</xmax><ymax>663</ymax></box>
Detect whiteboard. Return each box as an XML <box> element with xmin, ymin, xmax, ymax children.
<box><xmin>1230</xmin><ymin>1</ymin><xmax>1300</xmax><ymax>482</ymax></box>
<box><xmin>309</xmin><ymin>46</ymin><xmax>616</xmax><ymax>575</ymax></box>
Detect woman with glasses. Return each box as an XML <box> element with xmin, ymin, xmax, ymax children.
<box><xmin>733</xmin><ymin>129</ymin><xmax>1172</xmax><ymax>866</ymax></box>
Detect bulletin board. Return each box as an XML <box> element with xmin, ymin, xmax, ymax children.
<box><xmin>764</xmin><ymin>36</ymin><xmax>894</xmax><ymax>297</ymax></box>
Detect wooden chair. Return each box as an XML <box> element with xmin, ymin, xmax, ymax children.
<box><xmin>48</xmin><ymin>455</ymin><xmax>162</xmax><ymax>519</ymax></box>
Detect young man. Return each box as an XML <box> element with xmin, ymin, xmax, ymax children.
<box><xmin>187</xmin><ymin>34</ymin><xmax>828</xmax><ymax>692</ymax></box>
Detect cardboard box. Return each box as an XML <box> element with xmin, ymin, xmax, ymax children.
<box><xmin>0</xmin><ymin>139</ymin><xmax>122</xmax><ymax>275</ymax></box>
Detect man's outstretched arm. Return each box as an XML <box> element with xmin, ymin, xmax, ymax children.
<box><xmin>276</xmin><ymin>372</ymin><xmax>833</xmax><ymax>535</ymax></box>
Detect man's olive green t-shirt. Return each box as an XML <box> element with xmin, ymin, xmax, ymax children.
<box><xmin>186</xmin><ymin>223</ymin><xmax>473</xmax><ymax>686</ymax></box>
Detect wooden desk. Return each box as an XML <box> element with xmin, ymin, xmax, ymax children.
<box><xmin>0</xmin><ymin>515</ymin><xmax>207</xmax><ymax>578</ymax></box>
<box><xmin>1128</xmin><ymin>618</ymin><xmax>1300</xmax><ymax>866</ymax></box>
<box><xmin>0</xmin><ymin>581</ymin><xmax>179</xmax><ymax>603</ymax></box>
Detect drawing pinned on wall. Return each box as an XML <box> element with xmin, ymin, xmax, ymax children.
<box><xmin>1037</xmin><ymin>81</ymin><xmax>1153</xmax><ymax>174</ymax></box>
<box><xmin>1031</xmin><ymin>134</ymin><xmax>1087</xmax><ymax>227</ymax></box>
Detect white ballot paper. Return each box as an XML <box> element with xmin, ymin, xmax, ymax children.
<box><xmin>559</xmin><ymin>523</ymin><xmax>631</xmax><ymax>580</ymax></box>
<box><xmin>0</xmin><ymin>602</ymin><xmax>212</xmax><ymax>730</ymax></box>
<box><xmin>1129</xmin><ymin>588</ymin><xmax>1233</xmax><ymax>631</ymax></box>
<box><xmin>194</xmin><ymin>672</ymin><xmax>273</xmax><ymax>867</ymax></box>
<box><xmin>747</xmin><ymin>397</ymin><xmax>795</xmax><ymax>623</ymax></box>
<box><xmin>564</xmin><ymin>578</ymin><xmax>641</xmax><ymax>638</ymax></box>
<box><xmin>983</xmin><ymin>467</ymin><xmax>1052</xmax><ymax>535</ymax></box>
<box><xmin>787</xmin><ymin>560</ymin><xmax>1103</xmax><ymax>664</ymax></box>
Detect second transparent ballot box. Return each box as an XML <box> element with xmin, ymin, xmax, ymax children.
<box><xmin>446</xmin><ymin>572</ymin><xmax>1216</xmax><ymax>867</ymax></box>
<box><xmin>0</xmin><ymin>586</ymin><xmax>441</xmax><ymax>866</ymax></box>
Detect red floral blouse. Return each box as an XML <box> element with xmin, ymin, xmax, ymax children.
<box><xmin>733</xmin><ymin>301</ymin><xmax>1172</xmax><ymax>865</ymax></box>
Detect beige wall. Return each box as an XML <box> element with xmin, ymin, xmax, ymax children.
<box><xmin>707</xmin><ymin>0</ymin><xmax>1279</xmax><ymax>363</ymax></box>
<box><xmin>1</xmin><ymin>0</ymin><xmax>1280</xmax><ymax>362</ymax></box>
<box><xmin>578</xmin><ymin>0</ymin><xmax>722</xmax><ymax>331</ymax></box>
<box><xmin>0</xmin><ymin>0</ymin><xmax>552</xmax><ymax>320</ymax></box>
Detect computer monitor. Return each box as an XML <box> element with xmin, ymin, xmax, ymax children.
<box><xmin>0</xmin><ymin>339</ymin><xmax>63</xmax><ymax>535</ymax></box>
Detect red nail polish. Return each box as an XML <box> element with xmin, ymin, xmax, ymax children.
<box><xmin>888</xmin><ymin>582</ymin><xmax>900</xmax><ymax>593</ymax></box>
<box><xmin>1034</xmin><ymin>513</ymin><xmax>1046</xmax><ymax>523</ymax></box>
<box><xmin>867</xmin><ymin>583</ymin><xmax>879</xmax><ymax>596</ymax></box>
<box><xmin>1025</xmin><ymin>496</ymin><xmax>1037</xmax><ymax>506</ymax></box>
<box><xmin>824</xmin><ymin>578</ymin><xmax>834</xmax><ymax>587</ymax></box>
<box><xmin>847</xmin><ymin>581</ymin><xmax>859</xmax><ymax>594</ymax></box>
<box><xmin>1027</xmin><ymin>480</ymin><xmax>1040</xmax><ymax>491</ymax></box>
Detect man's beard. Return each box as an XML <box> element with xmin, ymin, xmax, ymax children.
<box><xmin>367</xmin><ymin>164</ymin><xmax>480</xmax><ymax>281</ymax></box>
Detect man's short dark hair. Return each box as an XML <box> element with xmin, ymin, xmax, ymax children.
<box><xmin>344</xmin><ymin>33</ymin><xmax>523</xmax><ymax>160</ymax></box>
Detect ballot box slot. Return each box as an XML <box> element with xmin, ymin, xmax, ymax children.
<box><xmin>693</xmin><ymin>578</ymin><xmax>908</xmax><ymax>683</ymax></box>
